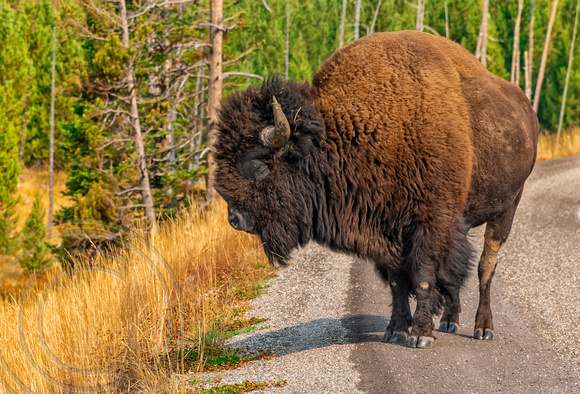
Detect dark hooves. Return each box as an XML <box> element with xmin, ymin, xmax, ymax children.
<box><xmin>474</xmin><ymin>328</ymin><xmax>494</xmax><ymax>340</ymax></box>
<box><xmin>438</xmin><ymin>322</ymin><xmax>459</xmax><ymax>333</ymax></box>
<box><xmin>406</xmin><ymin>335</ymin><xmax>435</xmax><ymax>349</ymax></box>
<box><xmin>382</xmin><ymin>330</ymin><xmax>409</xmax><ymax>343</ymax></box>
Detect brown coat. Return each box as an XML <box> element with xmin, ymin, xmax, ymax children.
<box><xmin>214</xmin><ymin>31</ymin><xmax>538</xmax><ymax>347</ymax></box>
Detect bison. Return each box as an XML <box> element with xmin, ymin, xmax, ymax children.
<box><xmin>213</xmin><ymin>31</ymin><xmax>538</xmax><ymax>348</ymax></box>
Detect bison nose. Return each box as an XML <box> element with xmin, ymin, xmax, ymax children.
<box><xmin>228</xmin><ymin>211</ymin><xmax>243</xmax><ymax>230</ymax></box>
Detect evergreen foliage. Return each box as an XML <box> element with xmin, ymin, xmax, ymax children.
<box><xmin>0</xmin><ymin>0</ymin><xmax>25</xmax><ymax>252</ymax></box>
<box><xmin>20</xmin><ymin>194</ymin><xmax>52</xmax><ymax>272</ymax></box>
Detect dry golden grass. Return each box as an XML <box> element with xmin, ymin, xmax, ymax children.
<box><xmin>536</xmin><ymin>126</ymin><xmax>580</xmax><ymax>161</ymax></box>
<box><xmin>15</xmin><ymin>168</ymin><xmax>72</xmax><ymax>230</ymax></box>
<box><xmin>0</xmin><ymin>200</ymin><xmax>268</xmax><ymax>392</ymax></box>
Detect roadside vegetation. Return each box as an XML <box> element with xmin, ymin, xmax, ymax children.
<box><xmin>0</xmin><ymin>197</ymin><xmax>271</xmax><ymax>392</ymax></box>
<box><xmin>536</xmin><ymin>126</ymin><xmax>580</xmax><ymax>161</ymax></box>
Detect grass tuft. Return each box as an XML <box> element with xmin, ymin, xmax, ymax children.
<box><xmin>192</xmin><ymin>379</ymin><xmax>287</xmax><ymax>393</ymax></box>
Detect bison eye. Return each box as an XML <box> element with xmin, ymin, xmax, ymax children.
<box><xmin>238</xmin><ymin>158</ymin><xmax>270</xmax><ymax>181</ymax></box>
<box><xmin>250</xmin><ymin>159</ymin><xmax>270</xmax><ymax>181</ymax></box>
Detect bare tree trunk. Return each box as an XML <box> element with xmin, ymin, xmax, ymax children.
<box><xmin>198</xmin><ymin>70</ymin><xmax>205</xmax><ymax>151</ymax></box>
<box><xmin>476</xmin><ymin>0</ymin><xmax>489</xmax><ymax>66</ymax></box>
<box><xmin>444</xmin><ymin>1</ymin><xmax>449</xmax><ymax>39</ymax></box>
<box><xmin>533</xmin><ymin>0</ymin><xmax>559</xmax><ymax>113</ymax></box>
<box><xmin>527</xmin><ymin>0</ymin><xmax>534</xmax><ymax>99</ymax></box>
<box><xmin>511</xmin><ymin>0</ymin><xmax>524</xmax><ymax>84</ymax></box>
<box><xmin>119</xmin><ymin>0</ymin><xmax>158</xmax><ymax>233</ymax></box>
<box><xmin>370</xmin><ymin>0</ymin><xmax>383</xmax><ymax>34</ymax></box>
<box><xmin>190</xmin><ymin>70</ymin><xmax>202</xmax><ymax>173</ymax></box>
<box><xmin>339</xmin><ymin>0</ymin><xmax>347</xmax><ymax>48</ymax></box>
<box><xmin>285</xmin><ymin>0</ymin><xmax>290</xmax><ymax>79</ymax></box>
<box><xmin>49</xmin><ymin>27</ymin><xmax>56</xmax><ymax>237</ymax></box>
<box><xmin>19</xmin><ymin>63</ymin><xmax>31</xmax><ymax>167</ymax></box>
<box><xmin>207</xmin><ymin>0</ymin><xmax>223</xmax><ymax>200</ymax></box>
<box><xmin>416</xmin><ymin>0</ymin><xmax>424</xmax><ymax>32</ymax></box>
<box><xmin>354</xmin><ymin>0</ymin><xmax>362</xmax><ymax>40</ymax></box>
<box><xmin>524</xmin><ymin>50</ymin><xmax>531</xmax><ymax>97</ymax></box>
<box><xmin>556</xmin><ymin>0</ymin><xmax>580</xmax><ymax>153</ymax></box>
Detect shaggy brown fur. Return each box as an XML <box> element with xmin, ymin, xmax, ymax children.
<box><xmin>213</xmin><ymin>31</ymin><xmax>538</xmax><ymax>347</ymax></box>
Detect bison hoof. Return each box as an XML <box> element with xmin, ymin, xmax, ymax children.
<box><xmin>384</xmin><ymin>331</ymin><xmax>408</xmax><ymax>343</ymax></box>
<box><xmin>474</xmin><ymin>328</ymin><xmax>494</xmax><ymax>340</ymax></box>
<box><xmin>438</xmin><ymin>322</ymin><xmax>459</xmax><ymax>333</ymax></box>
<box><xmin>406</xmin><ymin>336</ymin><xmax>435</xmax><ymax>348</ymax></box>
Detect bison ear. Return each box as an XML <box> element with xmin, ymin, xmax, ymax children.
<box><xmin>260</xmin><ymin>96</ymin><xmax>291</xmax><ymax>148</ymax></box>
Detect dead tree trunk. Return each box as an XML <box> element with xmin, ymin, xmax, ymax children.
<box><xmin>527</xmin><ymin>0</ymin><xmax>534</xmax><ymax>99</ymax></box>
<box><xmin>49</xmin><ymin>27</ymin><xmax>56</xmax><ymax>237</ymax></box>
<box><xmin>285</xmin><ymin>0</ymin><xmax>290</xmax><ymax>79</ymax></box>
<box><xmin>339</xmin><ymin>0</ymin><xmax>347</xmax><ymax>48</ymax></box>
<box><xmin>556</xmin><ymin>0</ymin><xmax>580</xmax><ymax>152</ymax></box>
<box><xmin>370</xmin><ymin>0</ymin><xmax>383</xmax><ymax>34</ymax></box>
<box><xmin>119</xmin><ymin>0</ymin><xmax>158</xmax><ymax>233</ymax></box>
<box><xmin>476</xmin><ymin>0</ymin><xmax>489</xmax><ymax>66</ymax></box>
<box><xmin>533</xmin><ymin>0</ymin><xmax>559</xmax><ymax>113</ymax></box>
<box><xmin>445</xmin><ymin>1</ymin><xmax>449</xmax><ymax>39</ymax></box>
<box><xmin>207</xmin><ymin>0</ymin><xmax>223</xmax><ymax>200</ymax></box>
<box><xmin>511</xmin><ymin>0</ymin><xmax>524</xmax><ymax>84</ymax></box>
<box><xmin>354</xmin><ymin>0</ymin><xmax>362</xmax><ymax>40</ymax></box>
<box><xmin>19</xmin><ymin>63</ymin><xmax>31</xmax><ymax>167</ymax></box>
<box><xmin>416</xmin><ymin>0</ymin><xmax>424</xmax><ymax>32</ymax></box>
<box><xmin>524</xmin><ymin>50</ymin><xmax>531</xmax><ymax>96</ymax></box>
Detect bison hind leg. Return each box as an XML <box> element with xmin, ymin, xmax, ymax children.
<box><xmin>437</xmin><ymin>219</ymin><xmax>474</xmax><ymax>333</ymax></box>
<box><xmin>474</xmin><ymin>190</ymin><xmax>522</xmax><ymax>340</ymax></box>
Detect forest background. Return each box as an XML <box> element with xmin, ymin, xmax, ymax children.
<box><xmin>1</xmin><ymin>0</ymin><xmax>580</xmax><ymax>270</ymax></box>
<box><xmin>2</xmin><ymin>0</ymin><xmax>580</xmax><ymax>390</ymax></box>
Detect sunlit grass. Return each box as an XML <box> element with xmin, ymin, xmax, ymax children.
<box><xmin>15</xmin><ymin>167</ymin><xmax>71</xmax><ymax>230</ymax></box>
<box><xmin>536</xmin><ymin>126</ymin><xmax>580</xmax><ymax>161</ymax></box>
<box><xmin>0</xmin><ymin>200</ymin><xmax>269</xmax><ymax>392</ymax></box>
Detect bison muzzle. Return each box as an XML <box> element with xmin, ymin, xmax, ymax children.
<box><xmin>213</xmin><ymin>31</ymin><xmax>538</xmax><ymax>348</ymax></box>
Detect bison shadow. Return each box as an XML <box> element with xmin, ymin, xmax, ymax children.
<box><xmin>228</xmin><ymin>314</ymin><xmax>390</xmax><ymax>357</ymax></box>
<box><xmin>228</xmin><ymin>313</ymin><xmax>475</xmax><ymax>357</ymax></box>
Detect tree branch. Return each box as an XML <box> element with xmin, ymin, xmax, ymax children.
<box><xmin>114</xmin><ymin>187</ymin><xmax>144</xmax><ymax>196</ymax></box>
<box><xmin>261</xmin><ymin>0</ymin><xmax>272</xmax><ymax>13</ymax></box>
<box><xmin>223</xmin><ymin>72</ymin><xmax>264</xmax><ymax>81</ymax></box>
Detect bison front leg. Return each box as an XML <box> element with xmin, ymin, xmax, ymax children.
<box><xmin>406</xmin><ymin>273</ymin><xmax>438</xmax><ymax>349</ymax></box>
<box><xmin>381</xmin><ymin>272</ymin><xmax>413</xmax><ymax>344</ymax></box>
<box><xmin>438</xmin><ymin>290</ymin><xmax>461</xmax><ymax>333</ymax></box>
<box><xmin>406</xmin><ymin>220</ymin><xmax>472</xmax><ymax>348</ymax></box>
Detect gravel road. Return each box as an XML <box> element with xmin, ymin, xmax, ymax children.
<box><xmin>191</xmin><ymin>155</ymin><xmax>580</xmax><ymax>393</ymax></box>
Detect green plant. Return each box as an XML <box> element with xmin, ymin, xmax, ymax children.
<box><xmin>192</xmin><ymin>380</ymin><xmax>287</xmax><ymax>393</ymax></box>
<box><xmin>19</xmin><ymin>194</ymin><xmax>52</xmax><ymax>272</ymax></box>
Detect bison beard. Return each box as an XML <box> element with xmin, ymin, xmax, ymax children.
<box><xmin>213</xmin><ymin>31</ymin><xmax>538</xmax><ymax>348</ymax></box>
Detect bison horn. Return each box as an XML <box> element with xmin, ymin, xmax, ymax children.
<box><xmin>261</xmin><ymin>96</ymin><xmax>291</xmax><ymax>148</ymax></box>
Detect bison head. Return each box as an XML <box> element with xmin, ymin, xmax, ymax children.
<box><xmin>213</xmin><ymin>77</ymin><xmax>326</xmax><ymax>264</ymax></box>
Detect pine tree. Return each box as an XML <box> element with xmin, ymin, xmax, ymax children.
<box><xmin>20</xmin><ymin>194</ymin><xmax>52</xmax><ymax>272</ymax></box>
<box><xmin>0</xmin><ymin>0</ymin><xmax>27</xmax><ymax>253</ymax></box>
